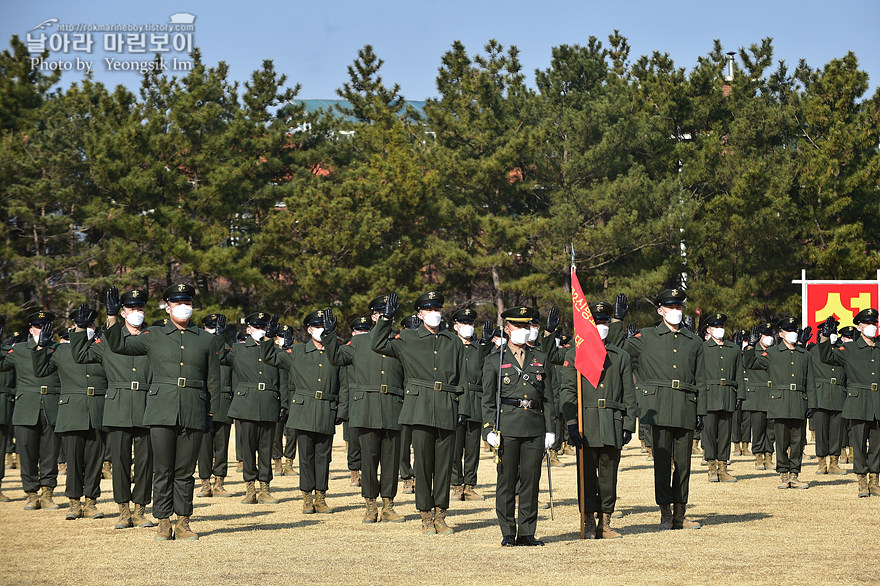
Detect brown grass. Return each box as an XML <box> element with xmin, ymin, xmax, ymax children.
<box><xmin>0</xmin><ymin>432</ymin><xmax>877</xmax><ymax>586</ymax></box>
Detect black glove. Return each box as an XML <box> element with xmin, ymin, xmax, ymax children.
<box><xmin>457</xmin><ymin>414</ymin><xmax>468</xmax><ymax>426</ymax></box>
<box><xmin>622</xmin><ymin>430</ymin><xmax>632</xmax><ymax>445</ymax></box>
<box><xmin>735</xmin><ymin>398</ymin><xmax>744</xmax><ymax>411</ymax></box>
<box><xmin>614</xmin><ymin>293</ymin><xmax>629</xmax><ymax>320</ymax></box>
<box><xmin>279</xmin><ymin>407</ymin><xmax>288</xmax><ymax>421</ymax></box>
<box><xmin>733</xmin><ymin>330</ymin><xmax>744</xmax><ymax>346</ymax></box>
<box><xmin>37</xmin><ymin>322</ymin><xmax>55</xmax><ymax>347</ymax></box>
<box><xmin>695</xmin><ymin>415</ymin><xmax>704</xmax><ymax>431</ymax></box>
<box><xmin>545</xmin><ymin>306</ymin><xmax>560</xmax><ymax>334</ymax></box>
<box><xmin>205</xmin><ymin>414</ymin><xmax>213</xmax><ymax>432</ymax></box>
<box><xmin>409</xmin><ymin>315</ymin><xmax>422</xmax><ymax>329</ymax></box>
<box><xmin>798</xmin><ymin>325</ymin><xmax>812</xmax><ymax>346</ymax></box>
<box><xmin>749</xmin><ymin>325</ymin><xmax>760</xmax><ymax>347</ymax></box>
<box><xmin>383</xmin><ymin>293</ymin><xmax>399</xmax><ymax>320</ymax></box>
<box><xmin>479</xmin><ymin>320</ymin><xmax>494</xmax><ymax>345</ymax></box>
<box><xmin>106</xmin><ymin>286</ymin><xmax>120</xmax><ymax>316</ymax></box>
<box><xmin>74</xmin><ymin>303</ymin><xmax>96</xmax><ymax>328</ymax></box>
<box><xmin>682</xmin><ymin>315</ymin><xmax>695</xmax><ymax>333</ymax></box>
<box><xmin>334</xmin><ymin>417</ymin><xmax>345</xmax><ymax>426</ymax></box>
<box><xmin>265</xmin><ymin>314</ymin><xmax>279</xmax><ymax>339</ymax></box>
<box><xmin>567</xmin><ymin>424</ymin><xmax>584</xmax><ymax>449</ymax></box>
<box><xmin>282</xmin><ymin>327</ymin><xmax>294</xmax><ymax>349</ymax></box>
<box><xmin>805</xmin><ymin>408</ymin><xmax>815</xmax><ymax>419</ymax></box>
<box><xmin>214</xmin><ymin>314</ymin><xmax>227</xmax><ymax>336</ymax></box>
<box><xmin>625</xmin><ymin>322</ymin><xmax>639</xmax><ymax>339</ymax></box>
<box><xmin>818</xmin><ymin>316</ymin><xmax>838</xmax><ymax>338</ymax></box>
<box><xmin>322</xmin><ymin>308</ymin><xmax>337</xmax><ymax>334</ymax></box>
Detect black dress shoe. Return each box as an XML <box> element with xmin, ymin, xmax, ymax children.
<box><xmin>516</xmin><ymin>535</ymin><xmax>545</xmax><ymax>546</ymax></box>
<box><xmin>501</xmin><ymin>535</ymin><xmax>517</xmax><ymax>547</ymax></box>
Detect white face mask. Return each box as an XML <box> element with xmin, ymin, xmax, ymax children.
<box><xmin>783</xmin><ymin>331</ymin><xmax>799</xmax><ymax>344</ymax></box>
<box><xmin>457</xmin><ymin>324</ymin><xmax>474</xmax><ymax>339</ymax></box>
<box><xmin>741</xmin><ymin>341</ymin><xmax>749</xmax><ymax>350</ymax></box>
<box><xmin>275</xmin><ymin>337</ymin><xmax>284</xmax><ymax>347</ymax></box>
<box><xmin>124</xmin><ymin>311</ymin><xmax>145</xmax><ymax>327</ymax></box>
<box><xmin>493</xmin><ymin>337</ymin><xmax>505</xmax><ymax>347</ymax></box>
<box><xmin>596</xmin><ymin>324</ymin><xmax>610</xmax><ymax>340</ymax></box>
<box><xmin>842</xmin><ymin>338</ymin><xmax>853</xmax><ymax>344</ymax></box>
<box><xmin>710</xmin><ymin>327</ymin><xmax>725</xmax><ymax>341</ymax></box>
<box><xmin>761</xmin><ymin>335</ymin><xmax>775</xmax><ymax>347</ymax></box>
<box><xmin>528</xmin><ymin>327</ymin><xmax>539</xmax><ymax>342</ymax></box>
<box><xmin>204</xmin><ymin>327</ymin><xmax>216</xmax><ymax>334</ymax></box>
<box><xmin>250</xmin><ymin>329</ymin><xmax>266</xmax><ymax>342</ymax></box>
<box><xmin>311</xmin><ymin>327</ymin><xmax>324</xmax><ymax>341</ymax></box>
<box><xmin>828</xmin><ymin>333</ymin><xmax>838</xmax><ymax>344</ymax></box>
<box><xmin>509</xmin><ymin>328</ymin><xmax>529</xmax><ymax>345</ymax></box>
<box><xmin>32</xmin><ymin>333</ymin><xmax>41</xmax><ymax>345</ymax></box>
<box><xmin>86</xmin><ymin>328</ymin><xmax>96</xmax><ymax>340</ymax></box>
<box><xmin>170</xmin><ymin>305</ymin><xmax>193</xmax><ymax>321</ymax></box>
<box><xmin>422</xmin><ymin>311</ymin><xmax>442</xmax><ymax>328</ymax></box>
<box><xmin>862</xmin><ymin>325</ymin><xmax>878</xmax><ymax>339</ymax></box>
<box><xmin>663</xmin><ymin>309</ymin><xmax>683</xmax><ymax>325</ymax></box>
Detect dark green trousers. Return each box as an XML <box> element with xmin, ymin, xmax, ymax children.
<box><xmin>774</xmin><ymin>419</ymin><xmax>806</xmax><ymax>474</ymax></box>
<box><xmin>62</xmin><ymin>428</ymin><xmax>104</xmax><ymax>500</ymax></box>
<box><xmin>198</xmin><ymin>420</ymin><xmax>230</xmax><ymax>479</ymax></box>
<box><xmin>399</xmin><ymin>425</ymin><xmax>414</xmax><ymax>480</ymax></box>
<box><xmin>411</xmin><ymin>425</ymin><xmax>455</xmax><ymax>511</ymax></box>
<box><xmin>343</xmin><ymin>421</ymin><xmax>361</xmax><ymax>471</ymax></box>
<box><xmin>451</xmin><ymin>420</ymin><xmax>481</xmax><ymax>486</ymax></box>
<box><xmin>580</xmin><ymin>445</ymin><xmax>621</xmax><ymax>513</ymax></box>
<box><xmin>239</xmin><ymin>420</ymin><xmax>274</xmax><ymax>483</ymax></box>
<box><xmin>813</xmin><ymin>409</ymin><xmax>844</xmax><ymax>458</ymax></box>
<box><xmin>149</xmin><ymin>425</ymin><xmax>202</xmax><ymax>518</ymax></box>
<box><xmin>849</xmin><ymin>419</ymin><xmax>880</xmax><ymax>475</ymax></box>
<box><xmin>272</xmin><ymin>421</ymin><xmax>297</xmax><ymax>460</ymax></box>
<box><xmin>732</xmin><ymin>408</ymin><xmax>751</xmax><ymax>443</ymax></box>
<box><xmin>14</xmin><ymin>410</ymin><xmax>61</xmax><ymax>493</ymax></box>
<box><xmin>357</xmin><ymin>427</ymin><xmax>401</xmax><ymax>499</ymax></box>
<box><xmin>0</xmin><ymin>424</ymin><xmax>7</xmax><ymax>482</ymax></box>
<box><xmin>107</xmin><ymin>426</ymin><xmax>153</xmax><ymax>505</ymax></box>
<box><xmin>748</xmin><ymin>411</ymin><xmax>775</xmax><ymax>454</ymax></box>
<box><xmin>650</xmin><ymin>425</ymin><xmax>692</xmax><ymax>505</ymax></box>
<box><xmin>495</xmin><ymin>434</ymin><xmax>542</xmax><ymax>537</ymax></box>
<box><xmin>703</xmin><ymin>411</ymin><xmax>733</xmax><ymax>461</ymax></box>
<box><xmin>297</xmin><ymin>431</ymin><xmax>332</xmax><ymax>492</ymax></box>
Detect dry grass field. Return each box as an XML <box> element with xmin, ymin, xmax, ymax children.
<box><xmin>0</xmin><ymin>431</ymin><xmax>877</xmax><ymax>586</ymax></box>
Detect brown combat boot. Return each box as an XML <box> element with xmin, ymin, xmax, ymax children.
<box><xmin>548</xmin><ymin>450</ymin><xmax>563</xmax><ymax>467</ymax></box>
<box><xmin>155</xmin><ymin>518</ymin><xmax>173</xmax><ymax>541</ymax></box>
<box><xmin>258</xmin><ymin>481</ymin><xmax>278</xmax><ymax>504</ymax></box>
<box><xmin>788</xmin><ymin>473</ymin><xmax>809</xmax><ymax>489</ymax></box>
<box><xmin>707</xmin><ymin>460</ymin><xmax>719</xmax><ymax>482</ymax></box>
<box><xmin>869</xmin><ymin>473</ymin><xmax>880</xmax><ymax>496</ymax></box>
<box><xmin>640</xmin><ymin>440</ymin><xmax>648</xmax><ymax>453</ymax></box>
<box><xmin>132</xmin><ymin>504</ymin><xmax>155</xmax><ymax>527</ymax></box>
<box><xmin>362</xmin><ymin>498</ymin><xmax>378</xmax><ymax>523</ymax></box>
<box><xmin>40</xmin><ymin>486</ymin><xmax>60</xmax><ymax>510</ymax></box>
<box><xmin>273</xmin><ymin>458</ymin><xmax>283</xmax><ymax>476</ymax></box>
<box><xmin>65</xmin><ymin>498</ymin><xmax>82</xmax><ymax>520</ymax></box>
<box><xmin>284</xmin><ymin>458</ymin><xmax>296</xmax><ymax>475</ymax></box>
<box><xmin>463</xmin><ymin>484</ymin><xmax>484</xmax><ymax>501</ymax></box>
<box><xmin>777</xmin><ymin>472</ymin><xmax>790</xmax><ymax>489</ymax></box>
<box><xmin>583</xmin><ymin>511</ymin><xmax>597</xmax><ymax>539</ymax></box>
<box><xmin>672</xmin><ymin>503</ymin><xmax>700</xmax><ymax>529</ymax></box>
<box><xmin>114</xmin><ymin>502</ymin><xmax>133</xmax><ymax>529</ymax></box>
<box><xmin>302</xmin><ymin>490</ymin><xmax>315</xmax><ymax>513</ymax></box>
<box><xmin>241</xmin><ymin>481</ymin><xmax>257</xmax><ymax>504</ymax></box>
<box><xmin>314</xmin><ymin>491</ymin><xmax>332</xmax><ymax>513</ymax></box>
<box><xmin>658</xmin><ymin>504</ymin><xmax>673</xmax><ymax>530</ymax></box>
<box><xmin>57</xmin><ymin>462</ymin><xmax>67</xmax><ymax>476</ymax></box>
<box><xmin>450</xmin><ymin>484</ymin><xmax>464</xmax><ymax>501</ymax></box>
<box><xmin>102</xmin><ymin>461</ymin><xmax>112</xmax><ymax>479</ymax></box>
<box><xmin>717</xmin><ymin>461</ymin><xmax>738</xmax><ymax>483</ymax></box>
<box><xmin>733</xmin><ymin>442</ymin><xmax>742</xmax><ymax>456</ymax></box>
<box><xmin>646</xmin><ymin>447</ymin><xmax>653</xmax><ymax>462</ymax></box>
<box><xmin>764</xmin><ymin>453</ymin><xmax>774</xmax><ymax>469</ymax></box>
<box><xmin>857</xmin><ymin>474</ymin><xmax>869</xmax><ymax>497</ymax></box>
<box><xmin>420</xmin><ymin>510</ymin><xmax>436</xmax><ymax>535</ymax></box>
<box><xmin>197</xmin><ymin>477</ymin><xmax>212</xmax><ymax>497</ymax></box>
<box><xmin>350</xmin><ymin>470</ymin><xmax>361</xmax><ymax>487</ymax></box>
<box><xmin>816</xmin><ymin>456</ymin><xmax>828</xmax><ymax>474</ymax></box>
<box><xmin>381</xmin><ymin>497</ymin><xmax>404</xmax><ymax>522</ymax></box>
<box><xmin>83</xmin><ymin>497</ymin><xmax>104</xmax><ymax>518</ymax></box>
<box><xmin>4</xmin><ymin>453</ymin><xmax>12</xmax><ymax>469</ymax></box>
<box><xmin>755</xmin><ymin>453</ymin><xmax>765</xmax><ymax>470</ymax></box>
<box><xmin>23</xmin><ymin>492</ymin><xmax>41</xmax><ymax>510</ymax></box>
<box><xmin>212</xmin><ymin>476</ymin><xmax>231</xmax><ymax>497</ymax></box>
<box><xmin>828</xmin><ymin>455</ymin><xmax>845</xmax><ymax>475</ymax></box>
<box><xmin>174</xmin><ymin>516</ymin><xmax>199</xmax><ymax>540</ymax></box>
<box><xmin>691</xmin><ymin>439</ymin><xmax>702</xmax><ymax>456</ymax></box>
<box><xmin>596</xmin><ymin>512</ymin><xmax>623</xmax><ymax>539</ymax></box>
<box><xmin>0</xmin><ymin>482</ymin><xmax>9</xmax><ymax>503</ymax></box>
<box><xmin>433</xmin><ymin>507</ymin><xmax>453</xmax><ymax>535</ymax></box>
<box><xmin>402</xmin><ymin>478</ymin><xmax>415</xmax><ymax>494</ymax></box>
<box><xmin>742</xmin><ymin>443</ymin><xmax>752</xmax><ymax>456</ymax></box>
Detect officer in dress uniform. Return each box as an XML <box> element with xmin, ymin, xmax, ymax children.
<box><xmin>742</xmin><ymin>323</ymin><xmax>776</xmax><ymax>470</ymax></box>
<box><xmin>197</xmin><ymin>313</ymin><xmax>234</xmax><ymax>498</ymax></box>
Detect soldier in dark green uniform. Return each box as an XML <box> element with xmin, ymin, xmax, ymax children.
<box><xmin>271</xmin><ymin>325</ymin><xmax>297</xmax><ymax>475</ymax></box>
<box><xmin>621</xmin><ymin>289</ymin><xmax>704</xmax><ymax>530</ymax></box>
<box><xmin>809</xmin><ymin>322</ymin><xmax>847</xmax><ymax>475</ymax></box>
<box><xmin>221</xmin><ymin>311</ymin><xmax>283</xmax><ymax>504</ymax></box>
<box><xmin>699</xmin><ymin>313</ymin><xmax>745</xmax><ymax>483</ymax></box>
<box><xmin>817</xmin><ymin>310</ymin><xmax>880</xmax><ymax>497</ymax></box>
<box><xmin>731</xmin><ymin>329</ymin><xmax>752</xmax><ymax>456</ymax></box>
<box><xmin>70</xmin><ymin>291</ymin><xmax>155</xmax><ymax>529</ymax></box>
<box><xmin>398</xmin><ymin>314</ymin><xmax>421</xmax><ymax>494</ymax></box>
<box><xmin>103</xmin><ymin>284</ymin><xmax>221</xmax><ymax>540</ymax></box>
<box><xmin>482</xmin><ymin>306</ymin><xmax>554</xmax><ymax>546</ymax></box>
<box><xmin>0</xmin><ymin>312</ymin><xmax>62</xmax><ymax>510</ymax></box>
<box><xmin>263</xmin><ymin>310</ymin><xmax>341</xmax><ymax>514</ymax></box>
<box><xmin>837</xmin><ymin>326</ymin><xmax>857</xmax><ymax>464</ymax></box>
<box><xmin>33</xmin><ymin>307</ymin><xmax>108</xmax><ymax>520</ymax></box>
<box><xmin>322</xmin><ymin>299</ymin><xmax>407</xmax><ymax>523</ymax></box>
<box><xmin>742</xmin><ymin>323</ymin><xmax>776</xmax><ymax>470</ymax></box>
<box><xmin>561</xmin><ymin>302</ymin><xmax>636</xmax><ymax>539</ymax></box>
<box><xmin>0</xmin><ymin>326</ymin><xmax>19</xmax><ymax>502</ymax></box>
<box><xmin>372</xmin><ymin>292</ymin><xmax>467</xmax><ymax>535</ymax></box>
<box><xmin>744</xmin><ymin>317</ymin><xmax>816</xmax><ymax>489</ymax></box>
<box><xmin>197</xmin><ymin>313</ymin><xmax>234</xmax><ymax>498</ymax></box>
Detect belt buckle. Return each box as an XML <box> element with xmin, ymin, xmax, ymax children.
<box><xmin>719</xmin><ymin>378</ymin><xmax>726</xmax><ymax>385</ymax></box>
<box><xmin>830</xmin><ymin>377</ymin><xmax>837</xmax><ymax>385</ymax></box>
<box><xmin>40</xmin><ymin>385</ymin><xmax>48</xmax><ymax>395</ymax></box>
<box><xmin>130</xmin><ymin>381</ymin><xmax>139</xmax><ymax>391</ymax></box>
<box><xmin>767</xmin><ymin>381</ymin><xmax>772</xmax><ymax>388</ymax></box>
<box><xmin>258</xmin><ymin>382</ymin><xmax>266</xmax><ymax>391</ymax></box>
<box><xmin>177</xmin><ymin>377</ymin><xmax>186</xmax><ymax>387</ymax></box>
<box><xmin>434</xmin><ymin>381</ymin><xmax>442</xmax><ymax>391</ymax></box>
<box><xmin>598</xmin><ymin>398</ymin><xmax>606</xmax><ymax>409</ymax></box>
<box><xmin>87</xmin><ymin>387</ymin><xmax>95</xmax><ymax>396</ymax></box>
<box><xmin>315</xmin><ymin>390</ymin><xmax>323</xmax><ymax>400</ymax></box>
<box><xmin>789</xmin><ymin>383</ymin><xmax>797</xmax><ymax>391</ymax></box>
<box><xmin>518</xmin><ymin>399</ymin><xmax>530</xmax><ymax>410</ymax></box>
<box><xmin>671</xmin><ymin>379</ymin><xmax>680</xmax><ymax>389</ymax></box>
<box><xmin>380</xmin><ymin>384</ymin><xmax>388</xmax><ymax>394</ymax></box>
<box><xmin>872</xmin><ymin>383</ymin><xmax>878</xmax><ymax>391</ymax></box>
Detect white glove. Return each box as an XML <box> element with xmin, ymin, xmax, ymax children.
<box><xmin>486</xmin><ymin>431</ymin><xmax>500</xmax><ymax>448</ymax></box>
<box><xmin>544</xmin><ymin>432</ymin><xmax>556</xmax><ymax>450</ymax></box>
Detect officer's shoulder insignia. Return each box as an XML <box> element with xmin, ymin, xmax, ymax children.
<box><xmin>286</xmin><ymin>349</ymin><xmax>292</xmax><ymax>354</ymax></box>
<box><xmin>838</xmin><ymin>346</ymin><xmax>845</xmax><ymax>351</ymax></box>
<box><xmin>635</xmin><ymin>333</ymin><xmax>642</xmax><ymax>338</ymax></box>
<box><xmin>761</xmin><ymin>352</ymin><xmax>768</xmax><ymax>356</ymax></box>
<box><xmin>394</xmin><ymin>334</ymin><xmax>401</xmax><ymax>339</ymax></box>
<box><xmin>345</xmin><ymin>342</ymin><xmax>351</xmax><ymax>346</ymax></box>
<box><xmin>563</xmin><ymin>360</ymin><xmax>569</xmax><ymax>367</ymax></box>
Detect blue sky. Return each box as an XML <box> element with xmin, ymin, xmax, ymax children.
<box><xmin>3</xmin><ymin>0</ymin><xmax>878</xmax><ymax>100</ymax></box>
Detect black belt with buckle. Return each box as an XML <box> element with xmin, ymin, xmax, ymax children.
<box><xmin>501</xmin><ymin>397</ymin><xmax>541</xmax><ymax>411</ymax></box>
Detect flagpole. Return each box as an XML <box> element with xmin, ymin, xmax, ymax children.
<box><xmin>571</xmin><ymin>244</ymin><xmax>588</xmax><ymax>539</ymax></box>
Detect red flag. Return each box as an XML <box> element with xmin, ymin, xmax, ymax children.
<box><xmin>570</xmin><ymin>266</ymin><xmax>607</xmax><ymax>387</ymax></box>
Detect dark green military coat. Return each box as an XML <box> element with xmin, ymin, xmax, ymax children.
<box><xmin>371</xmin><ymin>318</ymin><xmax>467</xmax><ymax>430</ymax></box>
<box><xmin>221</xmin><ymin>337</ymin><xmax>283</xmax><ymax>422</ymax></box>
<box><xmin>809</xmin><ymin>344</ymin><xmax>846</xmax><ymax>412</ymax></box>
<box><xmin>0</xmin><ymin>342</ymin><xmax>15</xmax><ymax>426</ymax></box>
<box><xmin>481</xmin><ymin>345</ymin><xmax>554</xmax><ymax>439</ymax></box>
<box><xmin>322</xmin><ymin>330</ymin><xmax>404</xmax><ymax>431</ymax></box>
<box><xmin>33</xmin><ymin>342</ymin><xmax>108</xmax><ymax>433</ymax></box>
<box><xmin>262</xmin><ymin>339</ymin><xmax>340</xmax><ymax>435</ymax></box>
<box><xmin>818</xmin><ymin>338</ymin><xmax>880</xmax><ymax>421</ymax></box>
<box><xmin>70</xmin><ymin>329</ymin><xmax>153</xmax><ymax>429</ymax></box>
<box><xmin>460</xmin><ymin>341</ymin><xmax>489</xmax><ymax>424</ymax></box>
<box><xmin>103</xmin><ymin>320</ymin><xmax>221</xmax><ymax>430</ymax></box>
<box><xmin>1</xmin><ymin>338</ymin><xmax>61</xmax><ymax>426</ymax></box>
<box><xmin>700</xmin><ymin>339</ymin><xmax>746</xmax><ymax>414</ymax></box>
<box><xmin>744</xmin><ymin>343</ymin><xmax>816</xmax><ymax>420</ymax></box>
<box><xmin>560</xmin><ymin>343</ymin><xmax>636</xmax><ymax>449</ymax></box>
<box><xmin>622</xmin><ymin>324</ymin><xmax>705</xmax><ymax>429</ymax></box>
<box><xmin>214</xmin><ymin>335</ymin><xmax>234</xmax><ymax>423</ymax></box>
<box><xmin>742</xmin><ymin>344</ymin><xmax>772</xmax><ymax>412</ymax></box>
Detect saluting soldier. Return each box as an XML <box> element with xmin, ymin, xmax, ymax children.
<box><xmin>699</xmin><ymin>313</ymin><xmax>745</xmax><ymax>483</ymax></box>
<box><xmin>322</xmin><ymin>299</ymin><xmax>406</xmax><ymax>523</ymax></box>
<box><xmin>744</xmin><ymin>317</ymin><xmax>816</xmax><ymax>489</ymax></box>
<box><xmin>837</xmin><ymin>326</ymin><xmax>858</xmax><ymax>464</ymax></box>
<box><xmin>809</xmin><ymin>322</ymin><xmax>848</xmax><ymax>475</ymax></box>
<box><xmin>0</xmin><ymin>312</ymin><xmax>62</xmax><ymax>510</ymax></box>
<box><xmin>621</xmin><ymin>289</ymin><xmax>704</xmax><ymax>530</ymax></box>
<box><xmin>271</xmin><ymin>325</ymin><xmax>297</xmax><ymax>475</ymax></box>
<box><xmin>33</xmin><ymin>307</ymin><xmax>108</xmax><ymax>520</ymax></box>
<box><xmin>398</xmin><ymin>314</ymin><xmax>421</xmax><ymax>494</ymax></box>
<box><xmin>221</xmin><ymin>311</ymin><xmax>283</xmax><ymax>504</ymax></box>
<box><xmin>197</xmin><ymin>313</ymin><xmax>234</xmax><ymax>498</ymax></box>
<box><xmin>262</xmin><ymin>310</ymin><xmax>341</xmax><ymax>514</ymax></box>
<box><xmin>482</xmin><ymin>307</ymin><xmax>554</xmax><ymax>546</ymax></box>
<box><xmin>0</xmin><ymin>326</ymin><xmax>20</xmax><ymax>502</ymax></box>
<box><xmin>371</xmin><ymin>292</ymin><xmax>467</xmax><ymax>535</ymax></box>
<box><xmin>817</xmin><ymin>311</ymin><xmax>880</xmax><ymax>497</ymax></box>
<box><xmin>561</xmin><ymin>302</ymin><xmax>636</xmax><ymax>539</ymax></box>
<box><xmin>742</xmin><ymin>323</ymin><xmax>776</xmax><ymax>470</ymax></box>
<box><xmin>70</xmin><ymin>290</ymin><xmax>155</xmax><ymax>529</ymax></box>
<box><xmin>103</xmin><ymin>284</ymin><xmax>221</xmax><ymax>540</ymax></box>
<box><xmin>731</xmin><ymin>329</ymin><xmax>752</xmax><ymax>456</ymax></box>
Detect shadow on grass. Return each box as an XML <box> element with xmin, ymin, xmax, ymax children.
<box><xmin>200</xmin><ymin>519</ymin><xmax>322</xmax><ymax>536</ymax></box>
<box><xmin>194</xmin><ymin>510</ymin><xmax>273</xmax><ymax>522</ymax></box>
<box><xmin>450</xmin><ymin>518</ymin><xmax>498</xmax><ymax>532</ymax></box>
